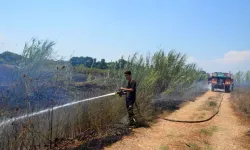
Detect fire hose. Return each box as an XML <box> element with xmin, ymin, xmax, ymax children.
<box><xmin>159</xmin><ymin>93</ymin><xmax>224</xmax><ymax>123</ymax></box>
<box><xmin>116</xmin><ymin>90</ymin><xmax>224</xmax><ymax>123</ymax></box>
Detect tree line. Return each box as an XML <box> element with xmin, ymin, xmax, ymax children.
<box><xmin>0</xmin><ymin>51</ymin><xmax>128</xmax><ymax>70</ymax></box>
<box><xmin>70</xmin><ymin>56</ymin><xmax>127</xmax><ymax>69</ymax></box>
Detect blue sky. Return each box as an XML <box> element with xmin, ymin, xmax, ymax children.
<box><xmin>0</xmin><ymin>0</ymin><xmax>250</xmax><ymax>73</ymax></box>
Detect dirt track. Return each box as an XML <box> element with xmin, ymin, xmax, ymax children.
<box><xmin>104</xmin><ymin>91</ymin><xmax>250</xmax><ymax>150</ymax></box>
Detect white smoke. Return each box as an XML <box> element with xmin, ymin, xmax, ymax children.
<box><xmin>207</xmin><ymin>83</ymin><xmax>212</xmax><ymax>91</ymax></box>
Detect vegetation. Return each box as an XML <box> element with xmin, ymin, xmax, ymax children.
<box><xmin>70</xmin><ymin>56</ymin><xmax>127</xmax><ymax>69</ymax></box>
<box><xmin>0</xmin><ymin>37</ymin><xmax>208</xmax><ymax>149</ymax></box>
<box><xmin>209</xmin><ymin>101</ymin><xmax>217</xmax><ymax>107</ymax></box>
<box><xmin>159</xmin><ymin>145</ymin><xmax>169</xmax><ymax>150</ymax></box>
<box><xmin>234</xmin><ymin>70</ymin><xmax>250</xmax><ymax>84</ymax></box>
<box><xmin>74</xmin><ymin>64</ymin><xmax>109</xmax><ymax>76</ymax></box>
<box><xmin>0</xmin><ymin>51</ymin><xmax>22</xmax><ymax>65</ymax></box>
<box><xmin>200</xmin><ymin>126</ymin><xmax>218</xmax><ymax>136</ymax></box>
<box><xmin>232</xmin><ymin>70</ymin><xmax>250</xmax><ymax>116</ymax></box>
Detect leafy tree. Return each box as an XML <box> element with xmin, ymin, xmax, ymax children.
<box><xmin>70</xmin><ymin>56</ymin><xmax>127</xmax><ymax>70</ymax></box>
<box><xmin>98</xmin><ymin>59</ymin><xmax>107</xmax><ymax>69</ymax></box>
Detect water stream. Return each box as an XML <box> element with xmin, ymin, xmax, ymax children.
<box><xmin>0</xmin><ymin>92</ymin><xmax>116</xmax><ymax>127</ymax></box>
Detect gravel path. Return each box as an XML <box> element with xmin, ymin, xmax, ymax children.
<box><xmin>104</xmin><ymin>91</ymin><xmax>250</xmax><ymax>150</ymax></box>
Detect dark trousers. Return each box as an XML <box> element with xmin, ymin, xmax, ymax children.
<box><xmin>126</xmin><ymin>99</ymin><xmax>135</xmax><ymax>123</ymax></box>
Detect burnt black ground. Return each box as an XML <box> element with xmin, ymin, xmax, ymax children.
<box><xmin>72</xmin><ymin>126</ymin><xmax>133</xmax><ymax>150</ymax></box>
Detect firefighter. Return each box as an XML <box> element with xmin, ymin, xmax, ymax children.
<box><xmin>120</xmin><ymin>70</ymin><xmax>137</xmax><ymax>126</ymax></box>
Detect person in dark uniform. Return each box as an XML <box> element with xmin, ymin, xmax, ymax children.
<box><xmin>120</xmin><ymin>70</ymin><xmax>137</xmax><ymax>125</ymax></box>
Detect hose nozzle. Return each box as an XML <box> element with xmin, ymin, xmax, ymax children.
<box><xmin>116</xmin><ymin>89</ymin><xmax>127</xmax><ymax>97</ymax></box>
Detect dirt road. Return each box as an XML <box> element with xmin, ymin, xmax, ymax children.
<box><xmin>104</xmin><ymin>91</ymin><xmax>250</xmax><ymax>150</ymax></box>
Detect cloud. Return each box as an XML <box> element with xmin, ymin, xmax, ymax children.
<box><xmin>190</xmin><ymin>50</ymin><xmax>250</xmax><ymax>73</ymax></box>
<box><xmin>215</xmin><ymin>50</ymin><xmax>250</xmax><ymax>64</ymax></box>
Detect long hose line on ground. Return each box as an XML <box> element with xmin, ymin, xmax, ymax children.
<box><xmin>158</xmin><ymin>93</ymin><xmax>224</xmax><ymax>123</ymax></box>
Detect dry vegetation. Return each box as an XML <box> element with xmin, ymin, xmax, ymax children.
<box><xmin>0</xmin><ymin>38</ymin><xmax>208</xmax><ymax>150</ymax></box>
<box><xmin>232</xmin><ymin>88</ymin><xmax>250</xmax><ymax>116</ymax></box>
<box><xmin>230</xmin><ymin>70</ymin><xmax>250</xmax><ymax>128</ymax></box>
<box><xmin>232</xmin><ymin>70</ymin><xmax>250</xmax><ymax>115</ymax></box>
<box><xmin>230</xmin><ymin>72</ymin><xmax>250</xmax><ymax>147</ymax></box>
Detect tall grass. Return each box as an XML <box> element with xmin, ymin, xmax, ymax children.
<box><xmin>0</xmin><ymin>38</ymin><xmax>75</xmax><ymax>149</ymax></box>
<box><xmin>232</xmin><ymin>69</ymin><xmax>250</xmax><ymax>116</ymax></box>
<box><xmin>105</xmin><ymin>49</ymin><xmax>207</xmax><ymax>120</ymax></box>
<box><xmin>74</xmin><ymin>65</ymin><xmax>108</xmax><ymax>76</ymax></box>
<box><xmin>234</xmin><ymin>70</ymin><xmax>250</xmax><ymax>85</ymax></box>
<box><xmin>0</xmin><ymin>39</ymin><xmax>208</xmax><ymax>149</ymax></box>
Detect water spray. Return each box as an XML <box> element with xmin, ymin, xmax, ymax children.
<box><xmin>0</xmin><ymin>92</ymin><xmax>117</xmax><ymax>127</ymax></box>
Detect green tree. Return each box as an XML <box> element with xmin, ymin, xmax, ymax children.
<box><xmin>98</xmin><ymin>59</ymin><xmax>107</xmax><ymax>69</ymax></box>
